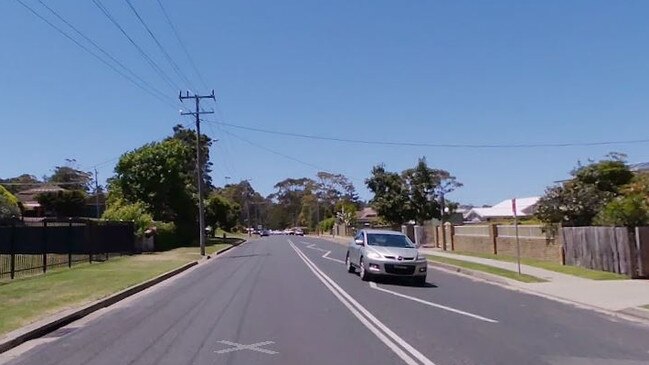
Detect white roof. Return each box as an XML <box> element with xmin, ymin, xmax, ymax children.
<box><xmin>464</xmin><ymin>197</ymin><xmax>540</xmax><ymax>220</ymax></box>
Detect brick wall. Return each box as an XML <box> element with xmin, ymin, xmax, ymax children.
<box><xmin>495</xmin><ymin>237</ymin><xmax>562</xmax><ymax>262</ymax></box>
<box><xmin>434</xmin><ymin>223</ymin><xmax>563</xmax><ymax>263</ymax></box>
<box><xmin>454</xmin><ymin>235</ymin><xmax>495</xmax><ymax>254</ymax></box>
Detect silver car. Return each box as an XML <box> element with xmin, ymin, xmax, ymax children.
<box><xmin>345</xmin><ymin>229</ymin><xmax>427</xmax><ymax>285</ymax></box>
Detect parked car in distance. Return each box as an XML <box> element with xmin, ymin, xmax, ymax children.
<box><xmin>260</xmin><ymin>229</ymin><xmax>270</xmax><ymax>237</ymax></box>
<box><xmin>345</xmin><ymin>229</ymin><xmax>427</xmax><ymax>286</ymax></box>
<box><xmin>295</xmin><ymin>228</ymin><xmax>304</xmax><ymax>236</ymax></box>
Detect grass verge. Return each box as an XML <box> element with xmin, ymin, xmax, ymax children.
<box><xmin>426</xmin><ymin>255</ymin><xmax>546</xmax><ymax>283</ymax></box>
<box><xmin>450</xmin><ymin>251</ymin><xmax>628</xmax><ymax>280</ymax></box>
<box><xmin>0</xmin><ymin>241</ymin><xmax>236</xmax><ymax>336</ymax></box>
<box><xmin>643</xmin><ymin>305</ymin><xmax>649</xmax><ymax>310</ymax></box>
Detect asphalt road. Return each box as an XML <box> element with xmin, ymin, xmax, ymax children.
<box><xmin>3</xmin><ymin>236</ymin><xmax>649</xmax><ymax>365</ymax></box>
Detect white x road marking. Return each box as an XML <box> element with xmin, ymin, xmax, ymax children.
<box><xmin>214</xmin><ymin>340</ymin><xmax>278</xmax><ymax>355</ymax></box>
<box><xmin>303</xmin><ymin>242</ymin><xmax>346</xmax><ymax>264</ymax></box>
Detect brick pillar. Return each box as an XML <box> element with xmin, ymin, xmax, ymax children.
<box><xmin>489</xmin><ymin>224</ymin><xmax>498</xmax><ymax>255</ymax></box>
<box><xmin>442</xmin><ymin>224</ymin><xmax>447</xmax><ymax>251</ymax></box>
<box><xmin>449</xmin><ymin>224</ymin><xmax>455</xmax><ymax>251</ymax></box>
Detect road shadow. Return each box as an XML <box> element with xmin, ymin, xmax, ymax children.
<box><xmin>371</xmin><ymin>276</ymin><xmax>438</xmax><ymax>288</ymax></box>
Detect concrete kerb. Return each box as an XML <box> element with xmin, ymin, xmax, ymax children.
<box><xmin>618</xmin><ymin>307</ymin><xmax>649</xmax><ymax>321</ymax></box>
<box><xmin>0</xmin><ymin>240</ymin><xmax>246</xmax><ymax>354</ymax></box>
<box><xmin>426</xmin><ymin>260</ymin><xmax>514</xmax><ymax>286</ymax></box>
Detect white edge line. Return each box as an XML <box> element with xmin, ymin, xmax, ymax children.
<box><xmin>368</xmin><ymin>282</ymin><xmax>498</xmax><ymax>323</ymax></box>
<box><xmin>288</xmin><ymin>239</ymin><xmax>436</xmax><ymax>365</ymax></box>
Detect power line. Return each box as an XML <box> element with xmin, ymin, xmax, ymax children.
<box><xmin>207</xmin><ymin>120</ymin><xmax>649</xmax><ymax>149</ymax></box>
<box><xmin>218</xmin><ymin>128</ymin><xmax>324</xmax><ymax>171</ymax></box>
<box><xmin>91</xmin><ymin>0</ymin><xmax>181</xmax><ymax>92</ymax></box>
<box><xmin>80</xmin><ymin>121</ymin><xmax>194</xmax><ymax>171</ymax></box>
<box><xmin>34</xmin><ymin>0</ymin><xmax>180</xmax><ymax>108</ymax></box>
<box><xmin>124</xmin><ymin>0</ymin><xmax>195</xmax><ymax>90</ymax></box>
<box><xmin>15</xmin><ymin>0</ymin><xmax>178</xmax><ymax>109</ymax></box>
<box><xmin>155</xmin><ymin>0</ymin><xmax>209</xmax><ymax>91</ymax></box>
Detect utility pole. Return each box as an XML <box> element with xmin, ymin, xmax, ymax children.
<box><xmin>180</xmin><ymin>90</ymin><xmax>215</xmax><ymax>256</ymax></box>
<box><xmin>94</xmin><ymin>168</ymin><xmax>100</xmax><ymax>219</ymax></box>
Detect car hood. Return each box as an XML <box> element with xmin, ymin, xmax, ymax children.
<box><xmin>366</xmin><ymin>246</ymin><xmax>418</xmax><ymax>258</ymax></box>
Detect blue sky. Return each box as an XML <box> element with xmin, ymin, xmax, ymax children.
<box><xmin>2</xmin><ymin>0</ymin><xmax>649</xmax><ymax>205</ymax></box>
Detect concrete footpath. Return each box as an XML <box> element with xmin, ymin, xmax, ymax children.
<box><xmin>420</xmin><ymin>249</ymin><xmax>649</xmax><ymax>312</ymax></box>
<box><xmin>314</xmin><ymin>235</ymin><xmax>649</xmax><ymax>318</ymax></box>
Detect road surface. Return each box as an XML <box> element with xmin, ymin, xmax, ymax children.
<box><xmin>2</xmin><ymin>236</ymin><xmax>649</xmax><ymax>365</ymax></box>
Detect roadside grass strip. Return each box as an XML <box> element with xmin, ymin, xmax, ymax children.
<box><xmin>425</xmin><ymin>255</ymin><xmax>546</xmax><ymax>283</ymax></box>
<box><xmin>0</xmin><ymin>243</ymin><xmax>232</xmax><ymax>336</ymax></box>
<box><xmin>450</xmin><ymin>251</ymin><xmax>628</xmax><ymax>280</ymax></box>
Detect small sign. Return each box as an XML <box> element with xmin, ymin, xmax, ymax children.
<box><xmin>511</xmin><ymin>198</ymin><xmax>517</xmax><ymax>217</ymax></box>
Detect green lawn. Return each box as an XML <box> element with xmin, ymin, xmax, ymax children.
<box><xmin>426</xmin><ymin>255</ymin><xmax>546</xmax><ymax>283</ymax></box>
<box><xmin>0</xmin><ymin>242</ymin><xmax>234</xmax><ymax>336</ymax></box>
<box><xmin>450</xmin><ymin>251</ymin><xmax>628</xmax><ymax>280</ymax></box>
<box><xmin>213</xmin><ymin>229</ymin><xmax>248</xmax><ymax>241</ymax></box>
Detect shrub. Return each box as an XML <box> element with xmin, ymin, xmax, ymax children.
<box><xmin>594</xmin><ymin>194</ymin><xmax>649</xmax><ymax>227</ymax></box>
<box><xmin>318</xmin><ymin>217</ymin><xmax>336</xmax><ymax>232</ymax></box>
<box><xmin>102</xmin><ymin>200</ymin><xmax>153</xmax><ymax>237</ymax></box>
<box><xmin>152</xmin><ymin>221</ymin><xmax>180</xmax><ymax>251</ymax></box>
<box><xmin>37</xmin><ymin>190</ymin><xmax>87</xmax><ymax>217</ymax></box>
<box><xmin>0</xmin><ymin>186</ymin><xmax>20</xmax><ymax>220</ymax></box>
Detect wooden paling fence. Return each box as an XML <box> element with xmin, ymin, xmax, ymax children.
<box><xmin>562</xmin><ymin>226</ymin><xmax>649</xmax><ymax>277</ymax></box>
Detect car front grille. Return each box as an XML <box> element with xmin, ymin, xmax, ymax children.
<box><xmin>384</xmin><ymin>256</ymin><xmax>414</xmax><ymax>261</ymax></box>
<box><xmin>384</xmin><ymin>264</ymin><xmax>416</xmax><ymax>275</ymax></box>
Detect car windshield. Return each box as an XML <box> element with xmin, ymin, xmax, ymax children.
<box><xmin>366</xmin><ymin>234</ymin><xmax>415</xmax><ymax>248</ymax></box>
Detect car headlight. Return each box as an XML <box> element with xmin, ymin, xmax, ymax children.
<box><xmin>366</xmin><ymin>252</ymin><xmax>382</xmax><ymax>259</ymax></box>
<box><xmin>416</xmin><ymin>252</ymin><xmax>426</xmax><ymax>260</ymax></box>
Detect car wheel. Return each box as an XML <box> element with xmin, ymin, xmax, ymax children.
<box><xmin>346</xmin><ymin>253</ymin><xmax>355</xmax><ymax>273</ymax></box>
<box><xmin>413</xmin><ymin>276</ymin><xmax>426</xmax><ymax>286</ymax></box>
<box><xmin>359</xmin><ymin>258</ymin><xmax>371</xmax><ymax>281</ymax></box>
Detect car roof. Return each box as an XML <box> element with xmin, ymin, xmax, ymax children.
<box><xmin>361</xmin><ymin>229</ymin><xmax>405</xmax><ymax>236</ymax></box>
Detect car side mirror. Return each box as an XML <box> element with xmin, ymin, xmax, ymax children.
<box><xmin>355</xmin><ymin>239</ymin><xmax>364</xmax><ymax>246</ymax></box>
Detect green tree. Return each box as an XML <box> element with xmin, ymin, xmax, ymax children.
<box><xmin>315</xmin><ymin>171</ymin><xmax>358</xmax><ymax>218</ymax></box>
<box><xmin>365</xmin><ymin>165</ymin><xmax>410</xmax><ymax>227</ymax></box>
<box><xmin>102</xmin><ymin>199</ymin><xmax>153</xmax><ymax>237</ymax></box>
<box><xmin>594</xmin><ymin>193</ymin><xmax>649</xmax><ymax>227</ymax></box>
<box><xmin>402</xmin><ymin>157</ymin><xmax>461</xmax><ymax>224</ymax></box>
<box><xmin>536</xmin><ymin>155</ymin><xmax>634</xmax><ymax>227</ymax></box>
<box><xmin>205</xmin><ymin>193</ymin><xmax>240</xmax><ymax>232</ymax></box>
<box><xmin>36</xmin><ymin>190</ymin><xmax>87</xmax><ymax>217</ymax></box>
<box><xmin>165</xmin><ymin>124</ymin><xmax>213</xmax><ymax>191</ymax></box>
<box><xmin>0</xmin><ymin>174</ymin><xmax>41</xmax><ymax>194</ymax></box>
<box><xmin>0</xmin><ymin>185</ymin><xmax>20</xmax><ymax>220</ymax></box>
<box><xmin>366</xmin><ymin>159</ymin><xmax>460</xmax><ymax>226</ymax></box>
<box><xmin>216</xmin><ymin>180</ymin><xmax>268</xmax><ymax>228</ymax></box>
<box><xmin>270</xmin><ymin>177</ymin><xmax>315</xmax><ymax>227</ymax></box>
<box><xmin>49</xmin><ymin>161</ymin><xmax>93</xmax><ymax>192</ymax></box>
<box><xmin>108</xmin><ymin>138</ymin><xmax>196</xmax><ymax>239</ymax></box>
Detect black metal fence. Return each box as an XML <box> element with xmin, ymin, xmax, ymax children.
<box><xmin>0</xmin><ymin>219</ymin><xmax>134</xmax><ymax>280</ymax></box>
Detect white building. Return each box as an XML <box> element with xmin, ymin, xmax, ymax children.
<box><xmin>463</xmin><ymin>197</ymin><xmax>540</xmax><ymax>222</ymax></box>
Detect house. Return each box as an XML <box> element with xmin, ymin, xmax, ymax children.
<box><xmin>14</xmin><ymin>185</ymin><xmax>105</xmax><ymax>218</ymax></box>
<box><xmin>356</xmin><ymin>207</ymin><xmax>379</xmax><ymax>227</ymax></box>
<box><xmin>463</xmin><ymin>197</ymin><xmax>540</xmax><ymax>222</ymax></box>
<box><xmin>15</xmin><ymin>185</ymin><xmax>67</xmax><ymax>217</ymax></box>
